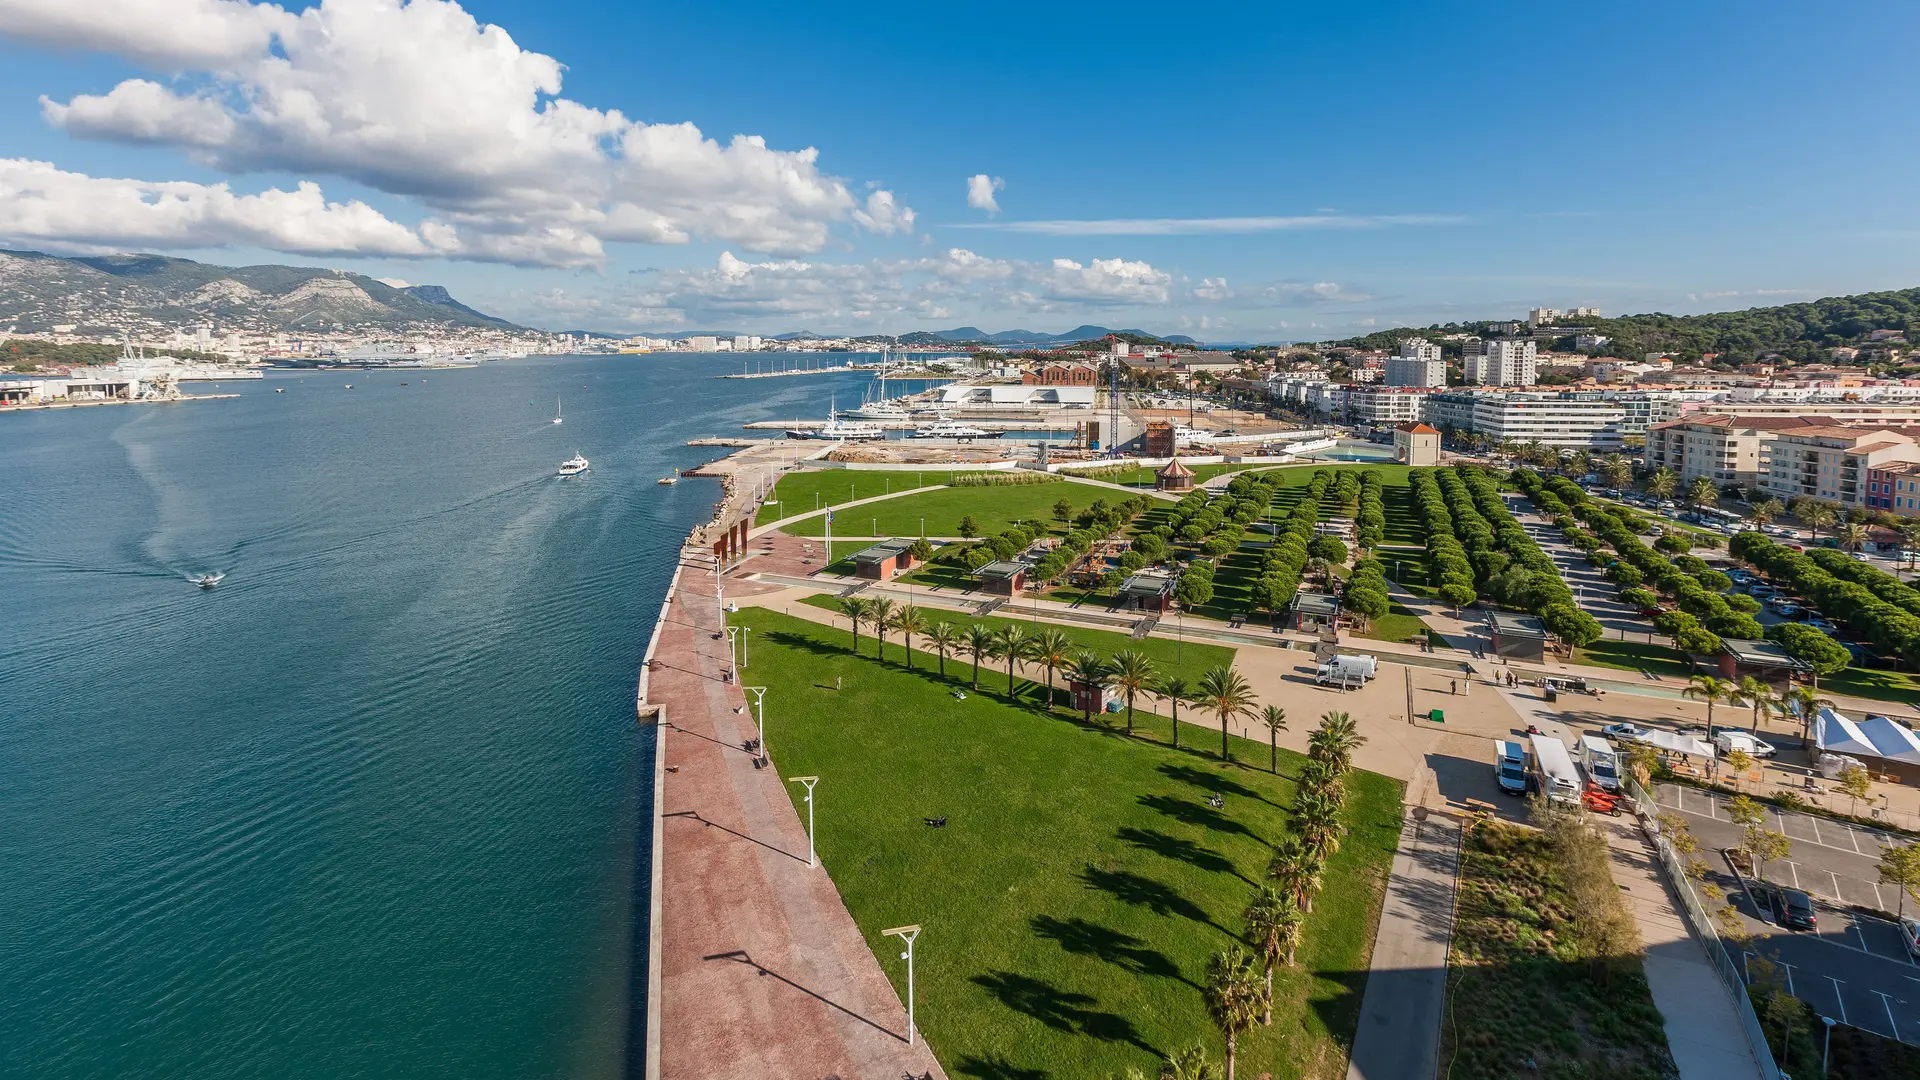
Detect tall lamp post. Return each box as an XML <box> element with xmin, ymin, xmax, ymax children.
<box><xmin>744</xmin><ymin>685</ymin><xmax>768</xmax><ymax>762</ymax></box>
<box><xmin>725</xmin><ymin>626</ymin><xmax>740</xmax><ymax>676</ymax></box>
<box><xmin>788</xmin><ymin>776</ymin><xmax>818</xmax><ymax>866</ymax></box>
<box><xmin>883</xmin><ymin>925</ymin><xmax>921</xmax><ymax>1045</ymax></box>
<box><xmin>739</xmin><ymin>626</ymin><xmax>752</xmax><ymax>669</ymax></box>
<box><xmin>1823</xmin><ymin>1014</ymin><xmax>1836</xmax><ymax>1075</ymax></box>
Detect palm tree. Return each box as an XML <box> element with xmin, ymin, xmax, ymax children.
<box><xmin>868</xmin><ymin>597</ymin><xmax>896</xmax><ymax>660</ymax></box>
<box><xmin>1158</xmin><ymin>1046</ymin><xmax>1221</xmax><ymax>1080</ymax></box>
<box><xmin>1683</xmin><ymin>674</ymin><xmax>1734</xmax><ymax>742</ymax></box>
<box><xmin>1296</xmin><ymin>789</ymin><xmax>1346</xmax><ymax>863</ymax></box>
<box><xmin>1687</xmin><ymin>475</ymin><xmax>1720</xmax><ymax>509</ymax></box>
<box><xmin>924</xmin><ymin>621</ymin><xmax>961</xmax><ymax>678</ymax></box>
<box><xmin>1778</xmin><ymin>684</ymin><xmax>1836</xmax><ymax>743</ymax></box>
<box><xmin>1267</xmin><ymin>834</ymin><xmax>1324</xmax><ymax>913</ymax></box>
<box><xmin>1646</xmin><ymin>467</ymin><xmax>1677</xmax><ymax>501</ymax></box>
<box><xmin>839</xmin><ymin>596</ymin><xmax>871</xmax><ymax>653</ymax></box>
<box><xmin>1802</xmin><ymin>501</ymin><xmax>1838</xmax><ymax>540</ymax></box>
<box><xmin>1063</xmin><ymin>650</ymin><xmax>1110</xmax><ymax>724</ymax></box>
<box><xmin>890</xmin><ymin>605</ymin><xmax>927</xmax><ymax>670</ymax></box>
<box><xmin>1753</xmin><ymin>497</ymin><xmax>1784</xmax><ymax>527</ymax></box>
<box><xmin>1297</xmin><ymin>755</ymin><xmax>1347</xmax><ymax>811</ymax></box>
<box><xmin>1307</xmin><ymin>711</ymin><xmax>1366</xmax><ymax>775</ymax></box>
<box><xmin>1107</xmin><ymin>649</ymin><xmax>1159</xmax><ymax>736</ymax></box>
<box><xmin>1242</xmin><ymin>885</ymin><xmax>1303</xmax><ymax>1025</ymax></box>
<box><xmin>964</xmin><ymin>623</ymin><xmax>996</xmax><ymax>690</ymax></box>
<box><xmin>1156</xmin><ymin>674</ymin><xmax>1193</xmax><ymax>750</ymax></box>
<box><xmin>1203</xmin><ymin>946</ymin><xmax>1267</xmax><ymax>1080</ymax></box>
<box><xmin>1838</xmin><ymin>521</ymin><xmax>1870</xmax><ymax>553</ymax></box>
<box><xmin>1033</xmin><ymin>627</ymin><xmax>1073</xmax><ymax>710</ymax></box>
<box><xmin>993</xmin><ymin>624</ymin><xmax>1032</xmax><ymax>698</ymax></box>
<box><xmin>1195</xmin><ymin>665</ymin><xmax>1258</xmax><ymax>762</ymax></box>
<box><xmin>1494</xmin><ymin>438</ymin><xmax>1520</xmax><ymax>461</ymax></box>
<box><xmin>1599</xmin><ymin>453</ymin><xmax>1633</xmax><ymax>491</ymax></box>
<box><xmin>1258</xmin><ymin>705</ymin><xmax>1287</xmax><ymax>774</ymax></box>
<box><xmin>1733</xmin><ymin>675</ymin><xmax>1777</xmax><ymax>735</ymax></box>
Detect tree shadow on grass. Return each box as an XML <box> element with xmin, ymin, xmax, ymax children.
<box><xmin>1114</xmin><ymin>826</ymin><xmax>1250</xmax><ymax>885</ymax></box>
<box><xmin>1154</xmin><ymin>761</ymin><xmax>1284</xmax><ymax>808</ymax></box>
<box><xmin>955</xmin><ymin>1053</ymin><xmax>1051</xmax><ymax>1080</ymax></box>
<box><xmin>1077</xmin><ymin>865</ymin><xmax>1224</xmax><ymax>933</ymax></box>
<box><xmin>1136</xmin><ymin>793</ymin><xmax>1264</xmax><ymax>844</ymax></box>
<box><xmin>1029</xmin><ymin>913</ymin><xmax>1191</xmax><ymax>985</ymax></box>
<box><xmin>969</xmin><ymin>970</ymin><xmax>1158</xmax><ymax>1055</ymax></box>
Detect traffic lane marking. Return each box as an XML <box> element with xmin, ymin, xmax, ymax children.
<box><xmin>1745</xmin><ymin>924</ymin><xmax>1920</xmax><ymax>1043</ymax></box>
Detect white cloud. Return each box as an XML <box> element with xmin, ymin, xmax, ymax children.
<box><xmin>966</xmin><ymin>174</ymin><xmax>1003</xmax><ymax>214</ymax></box>
<box><xmin>0</xmin><ymin>158</ymin><xmax>432</xmax><ymax>256</ymax></box>
<box><xmin>953</xmin><ymin>213</ymin><xmax>1464</xmax><ymax>236</ymax></box>
<box><xmin>6</xmin><ymin>0</ymin><xmax>913</xmax><ymax>264</ymax></box>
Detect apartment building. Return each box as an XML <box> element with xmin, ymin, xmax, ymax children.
<box><xmin>1464</xmin><ymin>338</ymin><xmax>1537</xmax><ymax>386</ymax></box>
<box><xmin>1866</xmin><ymin>462</ymin><xmax>1920</xmax><ymax>513</ymax></box>
<box><xmin>1429</xmin><ymin>390</ymin><xmax>1626</xmax><ymax>448</ymax></box>
<box><xmin>1341</xmin><ymin>386</ymin><xmax>1436</xmax><ymax>427</ymax></box>
<box><xmin>1709</xmin><ymin>400</ymin><xmax>1920</xmax><ymax>425</ymax></box>
<box><xmin>1397</xmin><ymin>338</ymin><xmax>1442</xmax><ymax>362</ymax></box>
<box><xmin>1385</xmin><ymin>355</ymin><xmax>1446</xmax><ymax>387</ymax></box>
<box><xmin>1760</xmin><ymin>427</ymin><xmax>1920</xmax><ymax>508</ymax></box>
<box><xmin>1646</xmin><ymin>415</ymin><xmax>1836</xmax><ymax>488</ymax></box>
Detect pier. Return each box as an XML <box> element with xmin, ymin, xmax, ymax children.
<box><xmin>637</xmin><ymin>439</ymin><xmax>943</xmax><ymax>1079</ymax></box>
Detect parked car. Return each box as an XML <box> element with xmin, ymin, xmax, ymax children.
<box><xmin>1748</xmin><ymin>583</ymin><xmax>1776</xmax><ymax>597</ymax></box>
<box><xmin>1637</xmin><ymin>605</ymin><xmax>1666</xmax><ymax>618</ymax></box>
<box><xmin>1769</xmin><ymin>886</ymin><xmax>1818</xmax><ymax>931</ymax></box>
<box><xmin>1901</xmin><ymin>918</ymin><xmax>1920</xmax><ymax>959</ymax></box>
<box><xmin>1850</xmin><ymin>551</ymin><xmax>1871</xmax><ymax>562</ymax></box>
<box><xmin>1715</xmin><ymin>729</ymin><xmax>1777</xmax><ymax>759</ymax></box>
<box><xmin>1771</xmin><ymin>603</ymin><xmax>1801</xmax><ymax>619</ymax></box>
<box><xmin>1765</xmin><ymin>595</ymin><xmax>1797</xmax><ymax>611</ymax></box>
<box><xmin>1602</xmin><ymin>722</ymin><xmax>1647</xmax><ymax>740</ymax></box>
<box><xmin>1806</xmin><ymin>618</ymin><xmax>1839</xmax><ymax>633</ymax></box>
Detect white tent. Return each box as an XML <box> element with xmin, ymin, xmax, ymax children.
<box><xmin>1815</xmin><ymin>708</ymin><xmax>1880</xmax><ymax>757</ymax></box>
<box><xmin>1858</xmin><ymin>715</ymin><xmax>1920</xmax><ymax>766</ymax></box>
<box><xmin>1632</xmin><ymin>730</ymin><xmax>1715</xmax><ymax>758</ymax></box>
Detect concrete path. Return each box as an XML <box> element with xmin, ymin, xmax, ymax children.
<box><xmin>651</xmin><ymin>559</ymin><xmax>945</xmax><ymax>1080</ymax></box>
<box><xmin>1603</xmin><ymin>819</ymin><xmax>1767</xmax><ymax>1080</ymax></box>
<box><xmin>1346</xmin><ymin>810</ymin><xmax>1463</xmax><ymax>1080</ymax></box>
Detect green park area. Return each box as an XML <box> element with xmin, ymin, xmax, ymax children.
<box><xmin>754</xmin><ymin>468</ymin><xmax>960</xmax><ymax>526</ymax></box>
<box><xmin>783</xmin><ymin>478</ymin><xmax>1082</xmax><ymax>539</ymax></box>
<box><xmin>734</xmin><ymin>606</ymin><xmax>1403</xmax><ymax>1080</ymax></box>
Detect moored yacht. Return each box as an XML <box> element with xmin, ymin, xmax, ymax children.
<box><xmin>909</xmin><ymin>419</ymin><xmax>1002</xmax><ymax>440</ymax></box>
<box><xmin>558</xmin><ymin>453</ymin><xmax>590</xmax><ymax>476</ymax></box>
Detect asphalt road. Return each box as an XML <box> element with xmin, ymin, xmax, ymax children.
<box><xmin>1654</xmin><ymin>782</ymin><xmax>1920</xmax><ymax>1044</ymax></box>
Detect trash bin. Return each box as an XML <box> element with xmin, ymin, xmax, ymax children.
<box><xmin>1545</xmin><ymin>687</ymin><xmax>1557</xmax><ymax>702</ymax></box>
<box><xmin>1428</xmin><ymin>708</ymin><xmax>1445</xmax><ymax>724</ymax></box>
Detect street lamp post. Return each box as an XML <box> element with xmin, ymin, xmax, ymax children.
<box><xmin>725</xmin><ymin>626</ymin><xmax>740</xmax><ymax>675</ymax></box>
<box><xmin>789</xmin><ymin>776</ymin><xmax>818</xmax><ymax>866</ymax></box>
<box><xmin>883</xmin><ymin>925</ymin><xmax>921</xmax><ymax>1045</ymax></box>
<box><xmin>744</xmin><ymin>685</ymin><xmax>768</xmax><ymax>762</ymax></box>
<box><xmin>1823</xmin><ymin>1014</ymin><xmax>1836</xmax><ymax>1075</ymax></box>
<box><xmin>740</xmin><ymin>626</ymin><xmax>752</xmax><ymax>669</ymax></box>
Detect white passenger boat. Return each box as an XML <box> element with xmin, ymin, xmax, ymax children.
<box><xmin>558</xmin><ymin>453</ymin><xmax>590</xmax><ymax>476</ymax></box>
<box><xmin>909</xmin><ymin>420</ymin><xmax>1002</xmax><ymax>440</ymax></box>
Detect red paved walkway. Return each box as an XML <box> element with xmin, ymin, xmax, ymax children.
<box><xmin>651</xmin><ymin>553</ymin><xmax>944</xmax><ymax>1080</ymax></box>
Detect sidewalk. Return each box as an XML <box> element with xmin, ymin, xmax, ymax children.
<box><xmin>1346</xmin><ymin>810</ymin><xmax>1462</xmax><ymax>1080</ymax></box>
<box><xmin>1603</xmin><ymin>818</ymin><xmax>1767</xmax><ymax>1080</ymax></box>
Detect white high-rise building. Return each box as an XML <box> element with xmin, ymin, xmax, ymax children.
<box><xmin>688</xmin><ymin>336</ymin><xmax>719</xmax><ymax>352</ymax></box>
<box><xmin>1397</xmin><ymin>338</ymin><xmax>1441</xmax><ymax>363</ymax></box>
<box><xmin>1466</xmin><ymin>339</ymin><xmax>1537</xmax><ymax>386</ymax></box>
<box><xmin>1527</xmin><ymin>307</ymin><xmax>1560</xmax><ymax>328</ymax></box>
<box><xmin>1385</xmin><ymin>356</ymin><xmax>1446</xmax><ymax>388</ymax></box>
<box><xmin>734</xmin><ymin>335</ymin><xmax>762</xmax><ymax>351</ymax></box>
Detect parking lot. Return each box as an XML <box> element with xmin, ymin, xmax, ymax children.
<box><xmin>1655</xmin><ymin>782</ymin><xmax>1920</xmax><ymax>1043</ymax></box>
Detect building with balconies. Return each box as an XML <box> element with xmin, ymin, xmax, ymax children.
<box><xmin>1759</xmin><ymin>427</ymin><xmax>1920</xmax><ymax>508</ymax></box>
<box><xmin>1646</xmin><ymin>414</ymin><xmax>1837</xmax><ymax>489</ymax></box>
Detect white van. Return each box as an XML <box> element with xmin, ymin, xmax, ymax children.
<box><xmin>1579</xmin><ymin>734</ymin><xmax>1621</xmax><ymax>793</ymax></box>
<box><xmin>1529</xmin><ymin>733</ymin><xmax>1582</xmax><ymax>807</ymax></box>
<box><xmin>1494</xmin><ymin>740</ymin><xmax>1528</xmax><ymax>795</ymax></box>
<box><xmin>1314</xmin><ymin>654</ymin><xmax>1378</xmax><ymax>688</ymax></box>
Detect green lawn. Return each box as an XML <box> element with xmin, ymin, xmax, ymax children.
<box><xmin>1571</xmin><ymin>639</ymin><xmax>1697</xmax><ymax>680</ymax></box>
<box><xmin>735</xmin><ymin>607</ymin><xmax>1404</xmax><ymax>1080</ymax></box>
<box><xmin>783</xmin><ymin>481</ymin><xmax>1080</xmax><ymax>539</ymax></box>
<box><xmin>797</xmin><ymin>593</ymin><xmax>1235</xmax><ymax>685</ymax></box>
<box><xmin>1822</xmin><ymin>666</ymin><xmax>1920</xmax><ymax>707</ymax></box>
<box><xmin>755</xmin><ymin>468</ymin><xmax>961</xmax><ymax>525</ymax></box>
<box><xmin>1443</xmin><ymin>822</ymin><xmax>1672</xmax><ymax>1080</ymax></box>
<box><xmin>1353</xmin><ymin>601</ymin><xmax>1430</xmax><ymax>646</ymax></box>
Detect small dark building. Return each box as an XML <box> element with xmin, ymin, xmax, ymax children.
<box><xmin>1070</xmin><ymin>677</ymin><xmax>1113</xmax><ymax>715</ymax></box>
<box><xmin>976</xmin><ymin>560</ymin><xmax>1030</xmax><ymax>595</ymax></box>
<box><xmin>1715</xmin><ymin>639</ymin><xmax>1812</xmax><ymax>686</ymax></box>
<box><xmin>1117</xmin><ymin>572</ymin><xmax>1176</xmax><ymax>612</ymax></box>
<box><xmin>1290</xmin><ymin>591</ymin><xmax>1340</xmax><ymax>633</ymax></box>
<box><xmin>851</xmin><ymin>539</ymin><xmax>919</xmax><ymax>581</ymax></box>
<box><xmin>1143</xmin><ymin>420</ymin><xmax>1177</xmax><ymax>458</ymax></box>
<box><xmin>1486</xmin><ymin>611</ymin><xmax>1549</xmax><ymax>662</ymax></box>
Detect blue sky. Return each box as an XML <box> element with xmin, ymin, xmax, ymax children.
<box><xmin>1</xmin><ymin>0</ymin><xmax>1917</xmax><ymax>340</ymax></box>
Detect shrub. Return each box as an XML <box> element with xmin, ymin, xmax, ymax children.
<box><xmin>949</xmin><ymin>470</ymin><xmax>1062</xmax><ymax>486</ymax></box>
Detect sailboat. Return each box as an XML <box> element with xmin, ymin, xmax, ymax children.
<box><xmin>552</xmin><ymin>397</ymin><xmax>564</xmax><ymax>424</ymax></box>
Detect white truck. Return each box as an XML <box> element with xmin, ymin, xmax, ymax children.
<box><xmin>1529</xmin><ymin>733</ymin><xmax>1583</xmax><ymax>807</ymax></box>
<box><xmin>1494</xmin><ymin>739</ymin><xmax>1529</xmax><ymax>796</ymax></box>
<box><xmin>1713</xmin><ymin>729</ymin><xmax>1777</xmax><ymax>760</ymax></box>
<box><xmin>1314</xmin><ymin>654</ymin><xmax>1378</xmax><ymax>688</ymax></box>
<box><xmin>1578</xmin><ymin>734</ymin><xmax>1621</xmax><ymax>793</ymax></box>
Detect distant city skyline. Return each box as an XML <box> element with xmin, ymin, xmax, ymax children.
<box><xmin>1</xmin><ymin>0</ymin><xmax>1918</xmax><ymax>336</ymax></box>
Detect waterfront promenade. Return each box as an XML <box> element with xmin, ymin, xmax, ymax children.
<box><xmin>647</xmin><ymin>551</ymin><xmax>944</xmax><ymax>1079</ymax></box>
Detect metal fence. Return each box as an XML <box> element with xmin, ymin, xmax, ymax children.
<box><xmin>1624</xmin><ymin>778</ymin><xmax>1783</xmax><ymax>1080</ymax></box>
